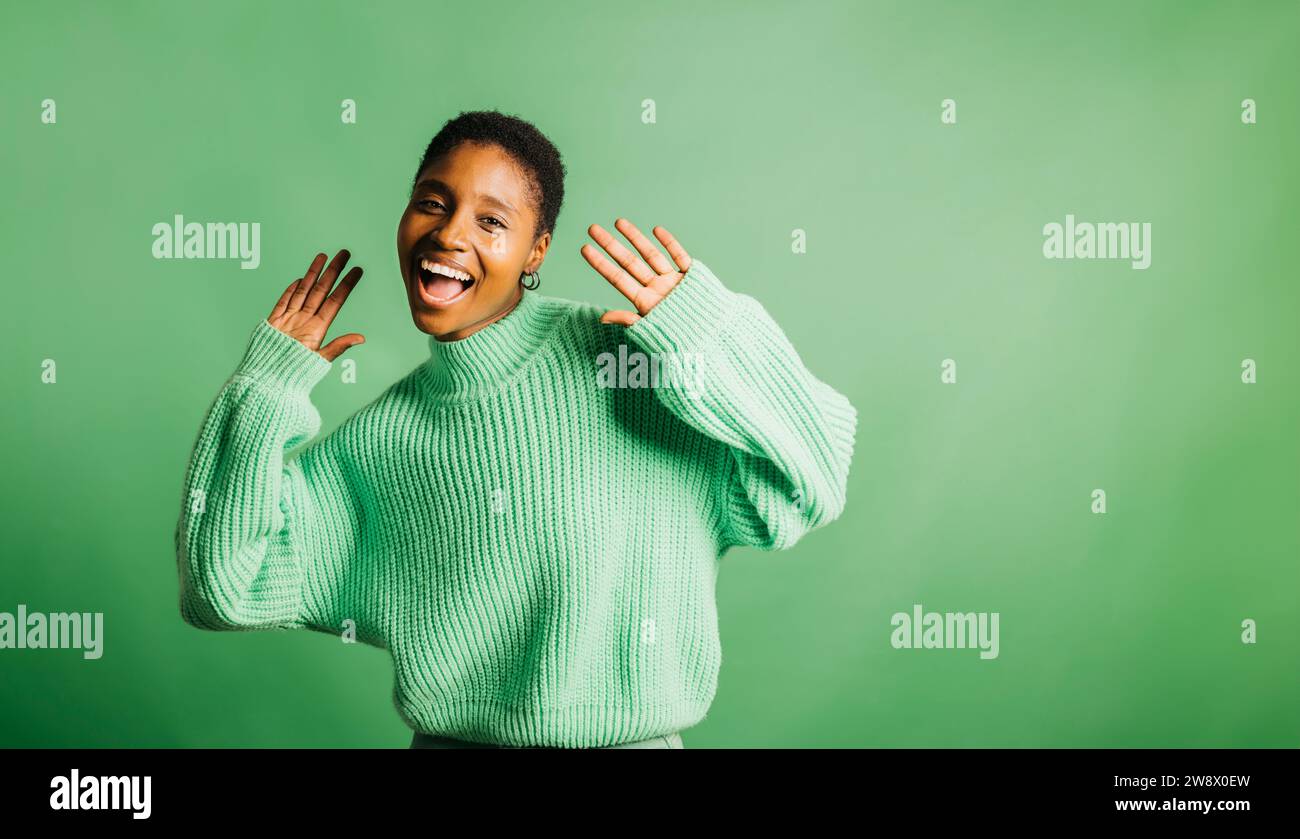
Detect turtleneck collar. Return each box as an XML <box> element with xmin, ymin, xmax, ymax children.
<box><xmin>415</xmin><ymin>289</ymin><xmax>567</xmax><ymax>403</ymax></box>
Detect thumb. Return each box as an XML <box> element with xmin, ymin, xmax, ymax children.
<box><xmin>600</xmin><ymin>309</ymin><xmax>641</xmax><ymax>327</ymax></box>
<box><xmin>319</xmin><ymin>333</ymin><xmax>365</xmax><ymax>362</ymax></box>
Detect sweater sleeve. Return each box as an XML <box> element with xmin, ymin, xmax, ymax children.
<box><xmin>174</xmin><ymin>319</ymin><xmax>353</xmax><ymax>632</ymax></box>
<box><xmin>624</xmin><ymin>258</ymin><xmax>858</xmax><ymax>551</ymax></box>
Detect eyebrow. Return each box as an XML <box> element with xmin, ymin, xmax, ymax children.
<box><xmin>415</xmin><ymin>177</ymin><xmax>518</xmax><ymax>214</ymax></box>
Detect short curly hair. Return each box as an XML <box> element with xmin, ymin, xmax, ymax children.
<box><xmin>411</xmin><ymin>110</ymin><xmax>566</xmax><ymax>243</ymax></box>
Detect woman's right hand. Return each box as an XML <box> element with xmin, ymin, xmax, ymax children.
<box><xmin>268</xmin><ymin>250</ymin><xmax>366</xmax><ymax>361</ymax></box>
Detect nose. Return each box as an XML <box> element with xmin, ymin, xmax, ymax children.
<box><xmin>428</xmin><ymin>206</ymin><xmax>471</xmax><ymax>252</ymax></box>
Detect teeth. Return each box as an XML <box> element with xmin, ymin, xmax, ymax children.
<box><xmin>420</xmin><ymin>259</ymin><xmax>472</xmax><ymax>282</ymax></box>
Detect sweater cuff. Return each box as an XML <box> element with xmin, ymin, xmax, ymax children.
<box><xmin>625</xmin><ymin>258</ymin><xmax>738</xmax><ymax>357</ymax></box>
<box><xmin>235</xmin><ymin>320</ymin><xmax>333</xmax><ymax>393</ymax></box>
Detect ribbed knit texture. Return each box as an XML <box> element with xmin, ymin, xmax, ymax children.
<box><xmin>174</xmin><ymin>258</ymin><xmax>858</xmax><ymax>747</ymax></box>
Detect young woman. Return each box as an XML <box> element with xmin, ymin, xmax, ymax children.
<box><xmin>175</xmin><ymin>110</ymin><xmax>858</xmax><ymax>749</ymax></box>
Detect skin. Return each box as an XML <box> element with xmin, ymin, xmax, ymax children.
<box><xmin>267</xmin><ymin>141</ymin><xmax>694</xmax><ymax>358</ymax></box>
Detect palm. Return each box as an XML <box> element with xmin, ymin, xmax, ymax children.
<box><xmin>267</xmin><ymin>250</ymin><xmax>365</xmax><ymax>361</ymax></box>
<box><xmin>270</xmin><ymin>308</ymin><xmax>332</xmax><ymax>350</ymax></box>
<box><xmin>580</xmin><ymin>219</ymin><xmax>692</xmax><ymax>326</ymax></box>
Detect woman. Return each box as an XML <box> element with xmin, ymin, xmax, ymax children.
<box><xmin>175</xmin><ymin>110</ymin><xmax>858</xmax><ymax>749</ymax></box>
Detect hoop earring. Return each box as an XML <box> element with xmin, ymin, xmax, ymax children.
<box><xmin>521</xmin><ymin>270</ymin><xmax>541</xmax><ymax>291</ymax></box>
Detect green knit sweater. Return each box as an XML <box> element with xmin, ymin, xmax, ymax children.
<box><xmin>175</xmin><ymin>257</ymin><xmax>857</xmax><ymax>747</ymax></box>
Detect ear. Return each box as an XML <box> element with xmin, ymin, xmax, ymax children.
<box><xmin>526</xmin><ymin>230</ymin><xmax>551</xmax><ymax>273</ymax></box>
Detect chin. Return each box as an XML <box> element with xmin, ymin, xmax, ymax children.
<box><xmin>403</xmin><ymin>280</ymin><xmax>465</xmax><ymax>336</ymax></box>
<box><xmin>408</xmin><ymin>307</ymin><xmax>460</xmax><ymax>339</ymax></box>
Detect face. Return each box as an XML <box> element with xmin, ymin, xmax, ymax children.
<box><xmin>397</xmin><ymin>142</ymin><xmax>550</xmax><ymax>341</ymax></box>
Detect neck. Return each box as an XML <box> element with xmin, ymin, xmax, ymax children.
<box><xmin>417</xmin><ymin>287</ymin><xmax>567</xmax><ymax>403</ymax></box>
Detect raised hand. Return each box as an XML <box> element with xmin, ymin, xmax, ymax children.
<box><xmin>268</xmin><ymin>250</ymin><xmax>365</xmax><ymax>361</ymax></box>
<box><xmin>580</xmin><ymin>219</ymin><xmax>692</xmax><ymax>326</ymax></box>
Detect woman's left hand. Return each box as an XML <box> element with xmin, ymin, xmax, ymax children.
<box><xmin>580</xmin><ymin>219</ymin><xmax>693</xmax><ymax>326</ymax></box>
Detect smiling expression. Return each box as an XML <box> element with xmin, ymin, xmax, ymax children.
<box><xmin>397</xmin><ymin>141</ymin><xmax>550</xmax><ymax>341</ymax></box>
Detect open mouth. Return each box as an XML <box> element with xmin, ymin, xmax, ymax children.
<box><xmin>414</xmin><ymin>257</ymin><xmax>476</xmax><ymax>306</ymax></box>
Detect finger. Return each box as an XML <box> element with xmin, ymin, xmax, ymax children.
<box><xmin>586</xmin><ymin>223</ymin><xmax>656</xmax><ymax>285</ymax></box>
<box><xmin>614</xmin><ymin>218</ymin><xmax>675</xmax><ymax>276</ymax></box>
<box><xmin>317</xmin><ymin>266</ymin><xmax>363</xmax><ymax>324</ymax></box>
<box><xmin>651</xmin><ymin>226</ymin><xmax>692</xmax><ymax>273</ymax></box>
<box><xmin>318</xmin><ymin>333</ymin><xmax>365</xmax><ymax>362</ymax></box>
<box><xmin>268</xmin><ymin>279</ymin><xmax>299</xmax><ymax>321</ymax></box>
<box><xmin>304</xmin><ymin>249</ymin><xmax>351</xmax><ymax>313</ymax></box>
<box><xmin>600</xmin><ymin>309</ymin><xmax>641</xmax><ymax>326</ymax></box>
<box><xmin>580</xmin><ymin>243</ymin><xmax>644</xmax><ymax>304</ymax></box>
<box><xmin>288</xmin><ymin>253</ymin><xmax>328</xmax><ymax>310</ymax></box>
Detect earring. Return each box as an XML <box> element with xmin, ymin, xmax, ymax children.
<box><xmin>522</xmin><ymin>270</ymin><xmax>541</xmax><ymax>290</ymax></box>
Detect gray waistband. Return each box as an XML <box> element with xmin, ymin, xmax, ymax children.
<box><xmin>411</xmin><ymin>731</ymin><xmax>684</xmax><ymax>749</ymax></box>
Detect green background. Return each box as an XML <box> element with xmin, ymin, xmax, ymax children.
<box><xmin>2</xmin><ymin>0</ymin><xmax>1296</xmax><ymax>747</ymax></box>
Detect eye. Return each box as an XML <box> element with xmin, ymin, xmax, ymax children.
<box><xmin>417</xmin><ymin>199</ymin><xmax>445</xmax><ymax>211</ymax></box>
<box><xmin>482</xmin><ymin>217</ymin><xmax>504</xmax><ymax>228</ymax></box>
